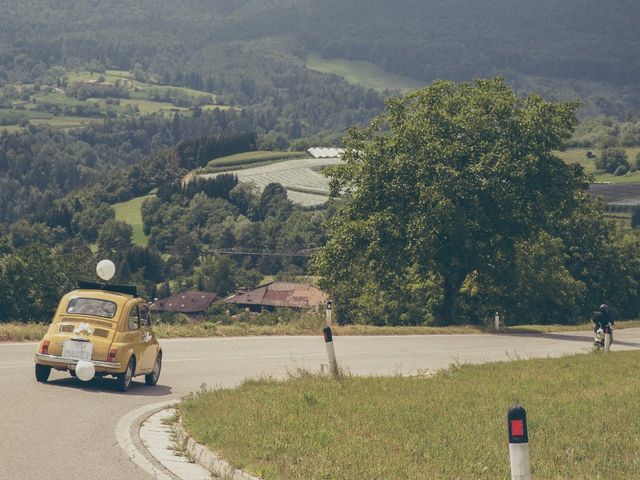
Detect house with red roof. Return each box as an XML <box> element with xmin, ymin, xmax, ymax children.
<box><xmin>223</xmin><ymin>281</ymin><xmax>328</xmax><ymax>312</ymax></box>
<box><xmin>155</xmin><ymin>291</ymin><xmax>218</xmax><ymax>319</ymax></box>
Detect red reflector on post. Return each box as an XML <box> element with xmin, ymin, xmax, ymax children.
<box><xmin>511</xmin><ymin>419</ymin><xmax>524</xmax><ymax>437</ymax></box>
<box><xmin>508</xmin><ymin>404</ymin><xmax>528</xmax><ymax>444</ymax></box>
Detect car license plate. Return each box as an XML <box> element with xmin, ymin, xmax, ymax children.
<box><xmin>62</xmin><ymin>340</ymin><xmax>93</xmax><ymax>361</ymax></box>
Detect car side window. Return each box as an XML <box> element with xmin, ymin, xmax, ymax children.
<box><xmin>128</xmin><ymin>306</ymin><xmax>140</xmax><ymax>331</ymax></box>
<box><xmin>140</xmin><ymin>304</ymin><xmax>150</xmax><ymax>327</ymax></box>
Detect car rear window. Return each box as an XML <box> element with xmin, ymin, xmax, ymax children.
<box><xmin>67</xmin><ymin>298</ymin><xmax>117</xmax><ymax>318</ymax></box>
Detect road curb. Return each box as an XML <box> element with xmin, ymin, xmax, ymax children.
<box><xmin>115</xmin><ymin>400</ymin><xmax>179</xmax><ymax>480</ymax></box>
<box><xmin>175</xmin><ymin>415</ymin><xmax>262</xmax><ymax>480</ymax></box>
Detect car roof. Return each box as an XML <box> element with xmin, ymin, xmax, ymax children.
<box><xmin>62</xmin><ymin>289</ymin><xmax>138</xmax><ymax>307</ymax></box>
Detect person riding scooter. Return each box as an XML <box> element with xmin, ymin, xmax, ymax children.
<box><xmin>592</xmin><ymin>303</ymin><xmax>613</xmax><ymax>350</ymax></box>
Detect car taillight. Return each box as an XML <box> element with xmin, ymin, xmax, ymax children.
<box><xmin>107</xmin><ymin>348</ymin><xmax>117</xmax><ymax>362</ymax></box>
<box><xmin>40</xmin><ymin>340</ymin><xmax>50</xmax><ymax>355</ymax></box>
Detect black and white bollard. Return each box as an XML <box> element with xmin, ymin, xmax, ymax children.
<box><xmin>508</xmin><ymin>405</ymin><xmax>531</xmax><ymax>480</ymax></box>
<box><xmin>326</xmin><ymin>300</ymin><xmax>333</xmax><ymax>326</ymax></box>
<box><xmin>323</xmin><ymin>325</ymin><xmax>339</xmax><ymax>377</ymax></box>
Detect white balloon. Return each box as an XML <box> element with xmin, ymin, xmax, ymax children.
<box><xmin>75</xmin><ymin>360</ymin><xmax>95</xmax><ymax>382</ymax></box>
<box><xmin>96</xmin><ymin>259</ymin><xmax>116</xmax><ymax>281</ymax></box>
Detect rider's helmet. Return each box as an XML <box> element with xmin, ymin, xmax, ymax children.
<box><xmin>599</xmin><ymin>303</ymin><xmax>609</xmax><ymax>312</ymax></box>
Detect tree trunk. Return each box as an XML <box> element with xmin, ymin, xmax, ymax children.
<box><xmin>438</xmin><ymin>272</ymin><xmax>466</xmax><ymax>326</ymax></box>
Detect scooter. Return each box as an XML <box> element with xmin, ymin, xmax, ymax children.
<box><xmin>593</xmin><ymin>323</ymin><xmax>613</xmax><ymax>352</ymax></box>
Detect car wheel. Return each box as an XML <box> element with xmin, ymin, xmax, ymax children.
<box><xmin>35</xmin><ymin>364</ymin><xmax>51</xmax><ymax>383</ymax></box>
<box><xmin>145</xmin><ymin>351</ymin><xmax>162</xmax><ymax>386</ymax></box>
<box><xmin>116</xmin><ymin>357</ymin><xmax>135</xmax><ymax>392</ymax></box>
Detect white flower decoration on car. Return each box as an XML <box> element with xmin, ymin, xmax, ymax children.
<box><xmin>73</xmin><ymin>323</ymin><xmax>94</xmax><ymax>335</ymax></box>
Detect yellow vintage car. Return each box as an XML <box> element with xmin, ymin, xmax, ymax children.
<box><xmin>34</xmin><ymin>281</ymin><xmax>162</xmax><ymax>392</ymax></box>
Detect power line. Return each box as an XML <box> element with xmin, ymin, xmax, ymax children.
<box><xmin>205</xmin><ymin>247</ymin><xmax>321</xmax><ymax>257</ymax></box>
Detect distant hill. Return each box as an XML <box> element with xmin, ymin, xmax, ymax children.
<box><xmin>1</xmin><ymin>0</ymin><xmax>640</xmax><ymax>125</ymax></box>
<box><xmin>2</xmin><ymin>0</ymin><xmax>638</xmax><ymax>85</ymax></box>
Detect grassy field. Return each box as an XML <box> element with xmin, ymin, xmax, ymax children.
<box><xmin>112</xmin><ymin>195</ymin><xmax>152</xmax><ymax>246</ymax></box>
<box><xmin>66</xmin><ymin>69</ymin><xmax>218</xmax><ymax>102</ymax></box>
<box><xmin>1</xmin><ymin>69</ymin><xmax>224</xmax><ymax>130</ymax></box>
<box><xmin>0</xmin><ymin>125</ymin><xmax>23</xmax><ymax>133</ymax></box>
<box><xmin>31</xmin><ymin>116</ymin><xmax>103</xmax><ymax>129</ymax></box>
<box><xmin>110</xmin><ymin>98</ymin><xmax>187</xmax><ymax>115</ymax></box>
<box><xmin>0</xmin><ymin>107</ymin><xmax>104</xmax><ymax>129</ymax></box>
<box><xmin>180</xmin><ymin>350</ymin><xmax>640</xmax><ymax>479</ymax></box>
<box><xmin>560</xmin><ymin>147</ymin><xmax>640</xmax><ymax>183</ymax></box>
<box><xmin>306</xmin><ymin>53</ymin><xmax>423</xmax><ymax>93</ymax></box>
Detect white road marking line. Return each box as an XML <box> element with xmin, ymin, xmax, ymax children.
<box><xmin>164</xmin><ymin>351</ymin><xmax>369</xmax><ymax>362</ymax></box>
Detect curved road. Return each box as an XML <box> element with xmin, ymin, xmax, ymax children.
<box><xmin>2</xmin><ymin>330</ymin><xmax>640</xmax><ymax>479</ymax></box>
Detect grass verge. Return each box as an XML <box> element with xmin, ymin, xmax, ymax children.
<box><xmin>3</xmin><ymin>319</ymin><xmax>640</xmax><ymax>342</ymax></box>
<box><xmin>0</xmin><ymin>323</ymin><xmax>48</xmax><ymax>342</ymax></box>
<box><xmin>180</xmin><ymin>351</ymin><xmax>640</xmax><ymax>479</ymax></box>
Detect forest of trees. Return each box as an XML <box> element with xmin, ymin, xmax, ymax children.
<box><xmin>2</xmin><ymin>2</ymin><xmax>640</xmax><ymax>324</ymax></box>
<box><xmin>0</xmin><ymin>124</ymin><xmax>336</xmax><ymax>321</ymax></box>
<box><xmin>3</xmin><ymin>0</ymin><xmax>639</xmax><ymax>87</ymax></box>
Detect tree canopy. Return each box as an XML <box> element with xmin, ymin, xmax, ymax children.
<box><xmin>315</xmin><ymin>78</ymin><xmax>613</xmax><ymax>325</ymax></box>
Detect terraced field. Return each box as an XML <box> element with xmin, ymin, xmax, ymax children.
<box><xmin>201</xmin><ymin>157</ymin><xmax>343</xmax><ymax>206</ymax></box>
<box><xmin>589</xmin><ymin>183</ymin><xmax>640</xmax><ymax>206</ymax></box>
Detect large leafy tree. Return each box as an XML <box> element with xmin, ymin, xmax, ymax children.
<box><xmin>315</xmin><ymin>78</ymin><xmax>589</xmax><ymax>325</ymax></box>
<box><xmin>0</xmin><ymin>242</ymin><xmax>94</xmax><ymax>322</ymax></box>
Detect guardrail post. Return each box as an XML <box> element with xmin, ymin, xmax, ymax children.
<box><xmin>495</xmin><ymin>311</ymin><xmax>500</xmax><ymax>332</ymax></box>
<box><xmin>508</xmin><ymin>404</ymin><xmax>531</xmax><ymax>480</ymax></box>
<box><xmin>323</xmin><ymin>326</ymin><xmax>339</xmax><ymax>377</ymax></box>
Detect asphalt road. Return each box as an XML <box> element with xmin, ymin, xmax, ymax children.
<box><xmin>2</xmin><ymin>329</ymin><xmax>640</xmax><ymax>480</ymax></box>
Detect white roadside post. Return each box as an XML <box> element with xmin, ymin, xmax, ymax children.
<box><xmin>323</xmin><ymin>325</ymin><xmax>339</xmax><ymax>377</ymax></box>
<box><xmin>495</xmin><ymin>311</ymin><xmax>500</xmax><ymax>332</ymax></box>
<box><xmin>326</xmin><ymin>300</ymin><xmax>333</xmax><ymax>326</ymax></box>
<box><xmin>508</xmin><ymin>404</ymin><xmax>531</xmax><ymax>480</ymax></box>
